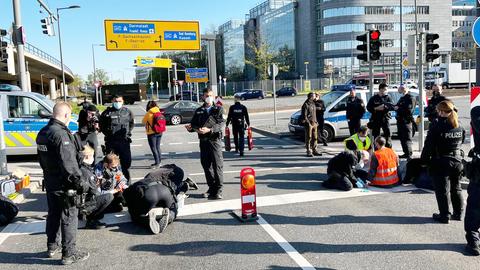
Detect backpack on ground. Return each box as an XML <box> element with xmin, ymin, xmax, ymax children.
<box><xmin>150</xmin><ymin>112</ymin><xmax>166</xmax><ymax>134</ymax></box>
<box><xmin>0</xmin><ymin>195</ymin><xmax>18</xmax><ymax>225</ymax></box>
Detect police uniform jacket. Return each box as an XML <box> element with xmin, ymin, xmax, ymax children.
<box><xmin>315</xmin><ymin>100</ymin><xmax>326</xmax><ymax>121</ymax></box>
<box><xmin>190</xmin><ymin>103</ymin><xmax>225</xmax><ymax>140</ymax></box>
<box><xmin>346</xmin><ymin>96</ymin><xmax>366</xmax><ymax>120</ymax></box>
<box><xmin>421</xmin><ymin>117</ymin><xmax>465</xmax><ymax>162</ymax></box>
<box><xmin>367</xmin><ymin>94</ymin><xmax>394</xmax><ymax>122</ymax></box>
<box><xmin>425</xmin><ymin>94</ymin><xmax>447</xmax><ymax>120</ymax></box>
<box><xmin>36</xmin><ymin>119</ymin><xmax>85</xmax><ymax>192</ymax></box>
<box><xmin>99</xmin><ymin>106</ymin><xmax>134</xmax><ymax>141</ymax></box>
<box><xmin>396</xmin><ymin>93</ymin><xmax>416</xmax><ymax>124</ymax></box>
<box><xmin>226</xmin><ymin>102</ymin><xmax>250</xmax><ymax>128</ymax></box>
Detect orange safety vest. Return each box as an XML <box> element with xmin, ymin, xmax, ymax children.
<box><xmin>371</xmin><ymin>147</ymin><xmax>399</xmax><ymax>186</ymax></box>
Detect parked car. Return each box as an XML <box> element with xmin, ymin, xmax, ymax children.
<box><xmin>160</xmin><ymin>100</ymin><xmax>202</xmax><ymax>125</ymax></box>
<box><xmin>276</xmin><ymin>87</ymin><xmax>297</xmax><ymax>97</ymax></box>
<box><xmin>288</xmin><ymin>88</ymin><xmax>427</xmax><ymax>142</ymax></box>
<box><xmin>234</xmin><ymin>89</ymin><xmax>264</xmax><ymax>100</ymax></box>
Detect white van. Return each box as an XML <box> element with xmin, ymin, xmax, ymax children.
<box><xmin>0</xmin><ymin>85</ymin><xmax>78</xmax><ymax>155</ymax></box>
<box><xmin>288</xmin><ymin>88</ymin><xmax>427</xmax><ymax>142</ymax></box>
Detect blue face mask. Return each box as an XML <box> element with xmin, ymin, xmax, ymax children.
<box><xmin>113</xmin><ymin>102</ymin><xmax>123</xmax><ymax>110</ymax></box>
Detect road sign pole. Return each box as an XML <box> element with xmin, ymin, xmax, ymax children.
<box><xmin>419</xmin><ymin>31</ymin><xmax>425</xmax><ymax>150</ymax></box>
<box><xmin>173</xmin><ymin>63</ymin><xmax>178</xmax><ymax>101</ymax></box>
<box><xmin>195</xmin><ymin>82</ymin><xmax>199</xmax><ymax>102</ymax></box>
<box><xmin>156</xmin><ymin>81</ymin><xmax>159</xmax><ymax>100</ymax></box>
<box><xmin>12</xmin><ymin>0</ymin><xmax>28</xmax><ymax>91</ymax></box>
<box><xmin>0</xmin><ymin>107</ymin><xmax>8</xmax><ymax>176</ymax></box>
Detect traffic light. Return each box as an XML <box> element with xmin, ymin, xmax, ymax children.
<box><xmin>425</xmin><ymin>33</ymin><xmax>440</xmax><ymax>62</ymax></box>
<box><xmin>356</xmin><ymin>32</ymin><xmax>369</xmax><ymax>61</ymax></box>
<box><xmin>0</xmin><ymin>29</ymin><xmax>8</xmax><ymax>61</ymax></box>
<box><xmin>40</xmin><ymin>17</ymin><xmax>54</xmax><ymax>36</ymax></box>
<box><xmin>369</xmin><ymin>30</ymin><xmax>381</xmax><ymax>61</ymax></box>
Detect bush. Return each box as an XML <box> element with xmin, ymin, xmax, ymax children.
<box><xmin>70</xmin><ymin>102</ymin><xmax>106</xmax><ymax>115</ymax></box>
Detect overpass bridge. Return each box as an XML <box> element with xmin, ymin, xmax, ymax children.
<box><xmin>0</xmin><ymin>36</ymin><xmax>74</xmax><ymax>98</ymax></box>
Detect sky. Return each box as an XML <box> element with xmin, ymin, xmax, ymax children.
<box><xmin>0</xmin><ymin>0</ymin><xmax>260</xmax><ymax>84</ymax></box>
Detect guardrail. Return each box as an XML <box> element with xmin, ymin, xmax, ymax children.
<box><xmin>4</xmin><ymin>36</ymin><xmax>73</xmax><ymax>75</ymax></box>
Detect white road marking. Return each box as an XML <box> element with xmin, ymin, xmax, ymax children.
<box><xmin>132</xmin><ymin>138</ymin><xmax>148</xmax><ymax>141</ymax></box>
<box><xmin>131</xmin><ymin>144</ymin><xmax>143</xmax><ymax>147</ymax></box>
<box><xmin>0</xmin><ymin>185</ymin><xmax>418</xmax><ymax>247</ymax></box>
<box><xmin>188</xmin><ymin>141</ymin><xmax>199</xmax><ymax>144</ymax></box>
<box><xmin>257</xmin><ymin>215</ymin><xmax>316</xmax><ymax>270</ymax></box>
<box><xmin>169</xmin><ymin>142</ymin><xmax>183</xmax><ymax>145</ymax></box>
<box><xmin>176</xmin><ymin>151</ymin><xmax>193</xmax><ymax>155</ymax></box>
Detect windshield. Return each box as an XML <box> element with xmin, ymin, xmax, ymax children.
<box><xmin>31</xmin><ymin>93</ymin><xmax>55</xmax><ymax>108</ymax></box>
<box><xmin>321</xmin><ymin>91</ymin><xmax>346</xmax><ymax>108</ymax></box>
<box><xmin>161</xmin><ymin>102</ymin><xmax>177</xmax><ymax>108</ymax></box>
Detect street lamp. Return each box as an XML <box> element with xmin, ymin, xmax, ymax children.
<box><xmin>57</xmin><ymin>5</ymin><xmax>81</xmax><ymax>102</ymax></box>
<box><xmin>92</xmin><ymin>43</ymin><xmax>105</xmax><ymax>104</ymax></box>
<box><xmin>304</xmin><ymin>61</ymin><xmax>309</xmax><ymax>81</ymax></box>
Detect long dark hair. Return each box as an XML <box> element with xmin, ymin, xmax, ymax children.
<box><xmin>146</xmin><ymin>100</ymin><xmax>157</xmax><ymax>111</ymax></box>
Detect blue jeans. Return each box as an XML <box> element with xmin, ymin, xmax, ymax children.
<box><xmin>147</xmin><ymin>134</ymin><xmax>162</xmax><ymax>165</ymax></box>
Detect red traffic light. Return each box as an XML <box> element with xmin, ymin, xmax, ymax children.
<box><xmin>370</xmin><ymin>30</ymin><xmax>380</xmax><ymax>41</ymax></box>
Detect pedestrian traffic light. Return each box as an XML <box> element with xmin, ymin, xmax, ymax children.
<box><xmin>356</xmin><ymin>32</ymin><xmax>369</xmax><ymax>61</ymax></box>
<box><xmin>40</xmin><ymin>17</ymin><xmax>54</xmax><ymax>36</ymax></box>
<box><xmin>369</xmin><ymin>30</ymin><xmax>381</xmax><ymax>61</ymax></box>
<box><xmin>425</xmin><ymin>33</ymin><xmax>440</xmax><ymax>63</ymax></box>
<box><xmin>0</xmin><ymin>29</ymin><xmax>8</xmax><ymax>61</ymax></box>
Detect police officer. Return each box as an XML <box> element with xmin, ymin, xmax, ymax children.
<box><xmin>394</xmin><ymin>85</ymin><xmax>416</xmax><ymax>160</ymax></box>
<box><xmin>75</xmin><ymin>104</ymin><xmax>101</xmax><ymax>163</ymax></box>
<box><xmin>226</xmin><ymin>96</ymin><xmax>250</xmax><ymax>156</ymax></box>
<box><xmin>367</xmin><ymin>83</ymin><xmax>394</xmax><ymax>147</ymax></box>
<box><xmin>100</xmin><ymin>95</ymin><xmax>134</xmax><ymax>182</ymax></box>
<box><xmin>463</xmin><ymin>106</ymin><xmax>480</xmax><ymax>256</ymax></box>
<box><xmin>346</xmin><ymin>87</ymin><xmax>366</xmax><ymax>136</ymax></box>
<box><xmin>421</xmin><ymin>100</ymin><xmax>465</xmax><ymax>224</ymax></box>
<box><xmin>425</xmin><ymin>84</ymin><xmax>447</xmax><ymax>122</ymax></box>
<box><xmin>185</xmin><ymin>88</ymin><xmax>225</xmax><ymax>200</ymax></box>
<box><xmin>36</xmin><ymin>102</ymin><xmax>90</xmax><ymax>265</ymax></box>
<box><xmin>315</xmin><ymin>93</ymin><xmax>328</xmax><ymax>147</ymax></box>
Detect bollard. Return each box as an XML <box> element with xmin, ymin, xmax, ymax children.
<box><xmin>232</xmin><ymin>167</ymin><xmax>258</xmax><ymax>222</ymax></box>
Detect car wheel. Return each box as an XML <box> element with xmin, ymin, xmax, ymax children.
<box><xmin>321</xmin><ymin>125</ymin><xmax>335</xmax><ymax>142</ymax></box>
<box><xmin>241</xmin><ymin>97</ymin><xmax>246</xmax><ymax>101</ymax></box>
<box><xmin>291</xmin><ymin>93</ymin><xmax>295</xmax><ymax>97</ymax></box>
<box><xmin>170</xmin><ymin>115</ymin><xmax>182</xmax><ymax>125</ymax></box>
<box><xmin>259</xmin><ymin>96</ymin><xmax>264</xmax><ymax>100</ymax></box>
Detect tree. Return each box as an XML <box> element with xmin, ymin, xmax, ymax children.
<box><xmin>451</xmin><ymin>47</ymin><xmax>475</xmax><ymax>63</ymax></box>
<box><xmin>87</xmin><ymin>68</ymin><xmax>110</xmax><ymax>85</ymax></box>
<box><xmin>245</xmin><ymin>42</ymin><xmax>275</xmax><ymax>80</ymax></box>
<box><xmin>70</xmin><ymin>74</ymin><xmax>84</xmax><ymax>91</ymax></box>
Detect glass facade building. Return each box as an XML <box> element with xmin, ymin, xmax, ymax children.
<box><xmin>219</xmin><ymin>20</ymin><xmax>246</xmax><ymax>77</ymax></box>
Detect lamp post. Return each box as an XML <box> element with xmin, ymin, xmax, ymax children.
<box><xmin>92</xmin><ymin>43</ymin><xmax>104</xmax><ymax>103</ymax></box>
<box><xmin>57</xmin><ymin>5</ymin><xmax>80</xmax><ymax>102</ymax></box>
<box><xmin>304</xmin><ymin>61</ymin><xmax>309</xmax><ymax>81</ymax></box>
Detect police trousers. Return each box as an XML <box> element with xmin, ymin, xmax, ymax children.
<box><xmin>46</xmin><ymin>192</ymin><xmax>78</xmax><ymax>257</ymax></box>
<box><xmin>348</xmin><ymin>118</ymin><xmax>361</xmax><ymax>136</ymax></box>
<box><xmin>431</xmin><ymin>158</ymin><xmax>464</xmax><ymax>218</ymax></box>
<box><xmin>397</xmin><ymin>121</ymin><xmax>413</xmax><ymax>157</ymax></box>
<box><xmin>317</xmin><ymin>117</ymin><xmax>327</xmax><ymax>144</ymax></box>
<box><xmin>200</xmin><ymin>139</ymin><xmax>224</xmax><ymax>195</ymax></box>
<box><xmin>105</xmin><ymin>138</ymin><xmax>132</xmax><ymax>182</ymax></box>
<box><xmin>372</xmin><ymin>120</ymin><xmax>392</xmax><ymax>147</ymax></box>
<box><xmin>232</xmin><ymin>124</ymin><xmax>245</xmax><ymax>153</ymax></box>
<box><xmin>87</xmin><ymin>193</ymin><xmax>114</xmax><ymax>221</ymax></box>
<box><xmin>465</xmin><ymin>181</ymin><xmax>480</xmax><ymax>246</ymax></box>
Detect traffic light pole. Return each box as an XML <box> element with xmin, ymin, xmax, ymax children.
<box><xmin>367</xmin><ymin>32</ymin><xmax>374</xmax><ymax>96</ymax></box>
<box><xmin>418</xmin><ymin>31</ymin><xmax>425</xmax><ymax>150</ymax></box>
<box><xmin>0</xmin><ymin>107</ymin><xmax>8</xmax><ymax>176</ymax></box>
<box><xmin>12</xmin><ymin>0</ymin><xmax>28</xmax><ymax>91</ymax></box>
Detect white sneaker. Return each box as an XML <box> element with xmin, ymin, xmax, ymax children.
<box><xmin>158</xmin><ymin>208</ymin><xmax>170</xmax><ymax>233</ymax></box>
<box><xmin>147</xmin><ymin>208</ymin><xmax>163</xmax><ymax>234</ymax></box>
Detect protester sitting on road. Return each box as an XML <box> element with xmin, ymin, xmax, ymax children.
<box><xmin>368</xmin><ymin>136</ymin><xmax>400</xmax><ymax>188</ymax></box>
<box><xmin>123</xmin><ymin>164</ymin><xmax>199</xmax><ymax>234</ymax></box>
<box><xmin>344</xmin><ymin>125</ymin><xmax>372</xmax><ymax>152</ymax></box>
<box><xmin>142</xmin><ymin>100</ymin><xmax>164</xmax><ymax>169</ymax></box>
<box><xmin>94</xmin><ymin>153</ymin><xmax>129</xmax><ymax>213</ymax></box>
<box><xmin>79</xmin><ymin>145</ymin><xmax>112</xmax><ymax>230</ymax></box>
<box><xmin>322</xmin><ymin>140</ymin><xmax>367</xmax><ymax>191</ymax></box>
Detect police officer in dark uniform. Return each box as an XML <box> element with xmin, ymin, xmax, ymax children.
<box><xmin>421</xmin><ymin>100</ymin><xmax>465</xmax><ymax>224</ymax></box>
<box><xmin>185</xmin><ymin>88</ymin><xmax>225</xmax><ymax>200</ymax></box>
<box><xmin>394</xmin><ymin>85</ymin><xmax>416</xmax><ymax>160</ymax></box>
<box><xmin>100</xmin><ymin>95</ymin><xmax>134</xmax><ymax>182</ymax></box>
<box><xmin>425</xmin><ymin>84</ymin><xmax>447</xmax><ymax>122</ymax></box>
<box><xmin>346</xmin><ymin>87</ymin><xmax>366</xmax><ymax>136</ymax></box>
<box><xmin>463</xmin><ymin>106</ymin><xmax>480</xmax><ymax>256</ymax></box>
<box><xmin>367</xmin><ymin>83</ymin><xmax>394</xmax><ymax>147</ymax></box>
<box><xmin>315</xmin><ymin>93</ymin><xmax>328</xmax><ymax>147</ymax></box>
<box><xmin>36</xmin><ymin>102</ymin><xmax>90</xmax><ymax>265</ymax></box>
<box><xmin>75</xmin><ymin>104</ymin><xmax>101</xmax><ymax>163</ymax></box>
<box><xmin>226</xmin><ymin>96</ymin><xmax>250</xmax><ymax>156</ymax></box>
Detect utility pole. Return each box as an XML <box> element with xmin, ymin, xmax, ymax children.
<box><xmin>12</xmin><ymin>0</ymin><xmax>28</xmax><ymax>91</ymax></box>
<box><xmin>173</xmin><ymin>63</ymin><xmax>178</xmax><ymax>101</ymax></box>
<box><xmin>477</xmin><ymin>0</ymin><xmax>480</xmax><ymax>87</ymax></box>
<box><xmin>0</xmin><ymin>108</ymin><xmax>7</xmax><ymax>175</ymax></box>
<box><xmin>203</xmin><ymin>35</ymin><xmax>218</xmax><ymax>96</ymax></box>
<box><xmin>400</xmin><ymin>0</ymin><xmax>403</xmax><ymax>85</ymax></box>
<box><xmin>418</xmin><ymin>30</ymin><xmax>425</xmax><ymax>150</ymax></box>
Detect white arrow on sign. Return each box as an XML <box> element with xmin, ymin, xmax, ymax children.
<box><xmin>268</xmin><ymin>64</ymin><xmax>279</xmax><ymax>78</ymax></box>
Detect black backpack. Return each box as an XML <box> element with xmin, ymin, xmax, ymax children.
<box><xmin>0</xmin><ymin>195</ymin><xmax>18</xmax><ymax>225</ymax></box>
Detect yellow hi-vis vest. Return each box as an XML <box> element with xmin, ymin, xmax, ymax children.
<box><xmin>344</xmin><ymin>134</ymin><xmax>371</xmax><ymax>151</ymax></box>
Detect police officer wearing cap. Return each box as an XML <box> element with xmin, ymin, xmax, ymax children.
<box><xmin>463</xmin><ymin>106</ymin><xmax>480</xmax><ymax>256</ymax></box>
<box><xmin>421</xmin><ymin>100</ymin><xmax>465</xmax><ymax>224</ymax></box>
<box><xmin>226</xmin><ymin>96</ymin><xmax>250</xmax><ymax>156</ymax></box>
<box><xmin>346</xmin><ymin>87</ymin><xmax>366</xmax><ymax>136</ymax></box>
<box><xmin>394</xmin><ymin>85</ymin><xmax>416</xmax><ymax>160</ymax></box>
<box><xmin>36</xmin><ymin>102</ymin><xmax>90</xmax><ymax>265</ymax></box>
<box><xmin>185</xmin><ymin>88</ymin><xmax>225</xmax><ymax>200</ymax></box>
<box><xmin>99</xmin><ymin>95</ymin><xmax>134</xmax><ymax>182</ymax></box>
<box><xmin>425</xmin><ymin>84</ymin><xmax>447</xmax><ymax>122</ymax></box>
<box><xmin>367</xmin><ymin>83</ymin><xmax>394</xmax><ymax>147</ymax></box>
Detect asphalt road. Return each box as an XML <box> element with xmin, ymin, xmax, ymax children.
<box><xmin>1</xmin><ymin>100</ymin><xmax>478</xmax><ymax>269</ymax></box>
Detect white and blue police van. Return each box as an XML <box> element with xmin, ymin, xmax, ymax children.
<box><xmin>0</xmin><ymin>84</ymin><xmax>78</xmax><ymax>155</ymax></box>
<box><xmin>288</xmin><ymin>86</ymin><xmax>427</xmax><ymax>142</ymax></box>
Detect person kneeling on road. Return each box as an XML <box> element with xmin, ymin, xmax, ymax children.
<box><xmin>368</xmin><ymin>136</ymin><xmax>400</xmax><ymax>188</ymax></box>
<box><xmin>123</xmin><ymin>164</ymin><xmax>199</xmax><ymax>234</ymax></box>
<box><xmin>94</xmin><ymin>153</ymin><xmax>129</xmax><ymax>213</ymax></box>
<box><xmin>322</xmin><ymin>140</ymin><xmax>368</xmax><ymax>191</ymax></box>
<box><xmin>79</xmin><ymin>145</ymin><xmax>113</xmax><ymax>230</ymax></box>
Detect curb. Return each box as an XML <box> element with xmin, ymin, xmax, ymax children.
<box><xmin>251</xmin><ymin>126</ymin><xmax>295</xmax><ymax>140</ymax></box>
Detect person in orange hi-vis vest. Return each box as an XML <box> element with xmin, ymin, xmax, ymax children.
<box><xmin>368</xmin><ymin>136</ymin><xmax>400</xmax><ymax>188</ymax></box>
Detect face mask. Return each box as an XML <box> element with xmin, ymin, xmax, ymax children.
<box><xmin>113</xmin><ymin>102</ymin><xmax>123</xmax><ymax>110</ymax></box>
<box><xmin>205</xmin><ymin>96</ymin><xmax>214</xmax><ymax>105</ymax></box>
<box><xmin>84</xmin><ymin>157</ymin><xmax>94</xmax><ymax>165</ymax></box>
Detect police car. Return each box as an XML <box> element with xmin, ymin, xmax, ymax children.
<box><xmin>0</xmin><ymin>84</ymin><xmax>78</xmax><ymax>155</ymax></box>
<box><xmin>288</xmin><ymin>87</ymin><xmax>427</xmax><ymax>142</ymax></box>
